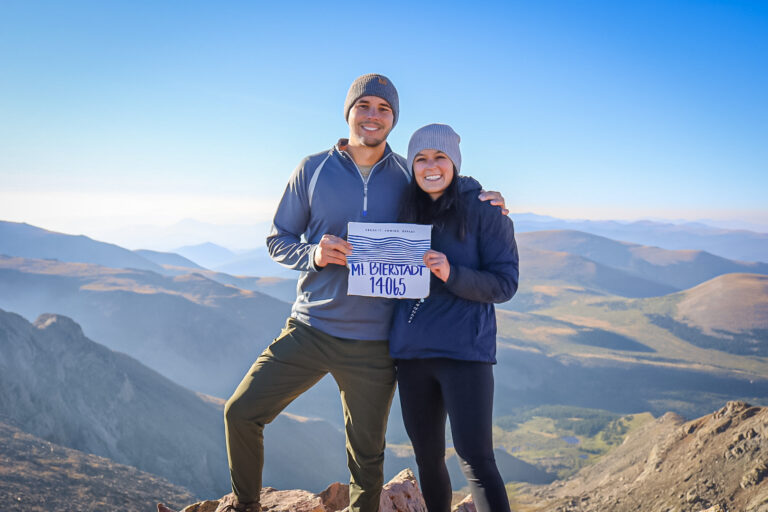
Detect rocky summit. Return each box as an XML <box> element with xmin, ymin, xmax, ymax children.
<box><xmin>159</xmin><ymin>402</ymin><xmax>768</xmax><ymax>512</ymax></box>
<box><xmin>520</xmin><ymin>401</ymin><xmax>768</xmax><ymax>512</ymax></box>
<box><xmin>157</xmin><ymin>468</ymin><xmax>426</xmax><ymax>512</ymax></box>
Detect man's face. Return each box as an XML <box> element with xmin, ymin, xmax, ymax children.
<box><xmin>347</xmin><ymin>96</ymin><xmax>394</xmax><ymax>148</ymax></box>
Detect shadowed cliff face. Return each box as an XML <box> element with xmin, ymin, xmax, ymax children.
<box><xmin>0</xmin><ymin>308</ymin><xmax>230</xmax><ymax>498</ymax></box>
<box><xmin>0</xmin><ymin>309</ymin><xmax>366</xmax><ymax>498</ymax></box>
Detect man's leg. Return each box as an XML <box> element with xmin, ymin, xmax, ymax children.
<box><xmin>330</xmin><ymin>337</ymin><xmax>396</xmax><ymax>512</ymax></box>
<box><xmin>224</xmin><ymin>318</ymin><xmax>330</xmax><ymax>504</ymax></box>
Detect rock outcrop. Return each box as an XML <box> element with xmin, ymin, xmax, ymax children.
<box><xmin>0</xmin><ymin>421</ymin><xmax>194</xmax><ymax>512</ymax></box>
<box><xmin>158</xmin><ymin>469</ymin><xmax>426</xmax><ymax>512</ymax></box>
<box><xmin>520</xmin><ymin>401</ymin><xmax>768</xmax><ymax>512</ymax></box>
<box><xmin>158</xmin><ymin>402</ymin><xmax>768</xmax><ymax>512</ymax></box>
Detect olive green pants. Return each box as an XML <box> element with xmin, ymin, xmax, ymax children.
<box><xmin>224</xmin><ymin>318</ymin><xmax>396</xmax><ymax>512</ymax></box>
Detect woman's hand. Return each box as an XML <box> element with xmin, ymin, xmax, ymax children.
<box><xmin>423</xmin><ymin>250</ymin><xmax>451</xmax><ymax>282</ymax></box>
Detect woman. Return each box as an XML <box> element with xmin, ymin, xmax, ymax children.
<box><xmin>389</xmin><ymin>123</ymin><xmax>519</xmax><ymax>512</ymax></box>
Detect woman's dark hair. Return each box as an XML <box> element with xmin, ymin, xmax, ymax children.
<box><xmin>398</xmin><ymin>168</ymin><xmax>466</xmax><ymax>240</ymax></box>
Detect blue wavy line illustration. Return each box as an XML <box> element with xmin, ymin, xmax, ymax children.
<box><xmin>347</xmin><ymin>234</ymin><xmax>429</xmax><ymax>267</ymax></box>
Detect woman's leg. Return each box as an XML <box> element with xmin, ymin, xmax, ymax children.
<box><xmin>439</xmin><ymin>360</ymin><xmax>511</xmax><ymax>512</ymax></box>
<box><xmin>396</xmin><ymin>359</ymin><xmax>453</xmax><ymax>512</ymax></box>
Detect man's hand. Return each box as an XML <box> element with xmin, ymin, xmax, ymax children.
<box><xmin>314</xmin><ymin>234</ymin><xmax>353</xmax><ymax>268</ymax></box>
<box><xmin>423</xmin><ymin>250</ymin><xmax>450</xmax><ymax>282</ymax></box>
<box><xmin>478</xmin><ymin>190</ymin><xmax>509</xmax><ymax>215</ymax></box>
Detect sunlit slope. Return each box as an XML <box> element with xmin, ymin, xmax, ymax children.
<box><xmin>641</xmin><ymin>273</ymin><xmax>768</xmax><ymax>356</ymax></box>
<box><xmin>496</xmin><ymin>272</ymin><xmax>768</xmax><ymax>377</ymax></box>
<box><xmin>673</xmin><ymin>273</ymin><xmax>768</xmax><ymax>332</ymax></box>
<box><xmin>491</xmin><ymin>272</ymin><xmax>768</xmax><ymax>418</ymax></box>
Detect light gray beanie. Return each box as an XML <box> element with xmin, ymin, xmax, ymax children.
<box><xmin>407</xmin><ymin>123</ymin><xmax>462</xmax><ymax>173</ymax></box>
<box><xmin>343</xmin><ymin>73</ymin><xmax>399</xmax><ymax>126</ymax></box>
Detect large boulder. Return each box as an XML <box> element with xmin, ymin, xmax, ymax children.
<box><xmin>159</xmin><ymin>468</ymin><xmax>427</xmax><ymax>512</ymax></box>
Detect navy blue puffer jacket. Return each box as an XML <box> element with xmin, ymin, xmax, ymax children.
<box><xmin>389</xmin><ymin>176</ymin><xmax>519</xmax><ymax>363</ymax></box>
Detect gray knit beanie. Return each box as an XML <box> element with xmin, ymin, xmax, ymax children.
<box><xmin>343</xmin><ymin>73</ymin><xmax>399</xmax><ymax>126</ymax></box>
<box><xmin>407</xmin><ymin>123</ymin><xmax>462</xmax><ymax>174</ymax></box>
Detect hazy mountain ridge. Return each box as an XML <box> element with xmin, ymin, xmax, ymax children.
<box><xmin>517</xmin><ymin>230</ymin><xmax>768</xmax><ymax>290</ymax></box>
<box><xmin>135</xmin><ymin>249</ymin><xmax>205</xmax><ymax>271</ymax></box>
<box><xmin>0</xmin><ymin>221</ymin><xmax>166</xmax><ymax>273</ymax></box>
<box><xmin>174</xmin><ymin>242</ymin><xmax>291</xmax><ymax>278</ymax></box>
<box><xmin>516</xmin><ymin>246</ymin><xmax>679</xmax><ymax>301</ymax></box>
<box><xmin>0</xmin><ymin>255</ymin><xmax>290</xmax><ymax>397</ymax></box>
<box><xmin>513</xmin><ymin>215</ymin><xmax>768</xmax><ymax>263</ymax></box>
<box><xmin>1</xmin><ymin>221</ymin><xmax>767</xmax><ymax>425</ymax></box>
<box><xmin>174</xmin><ymin>242</ymin><xmax>237</xmax><ymax>268</ymax></box>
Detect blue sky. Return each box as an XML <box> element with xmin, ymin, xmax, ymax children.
<box><xmin>1</xmin><ymin>0</ymin><xmax>767</xmax><ymax>247</ymax></box>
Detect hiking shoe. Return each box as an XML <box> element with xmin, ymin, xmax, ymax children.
<box><xmin>214</xmin><ymin>493</ymin><xmax>261</xmax><ymax>512</ymax></box>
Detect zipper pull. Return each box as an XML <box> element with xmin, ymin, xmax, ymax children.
<box><xmin>407</xmin><ymin>298</ymin><xmax>425</xmax><ymax>324</ymax></box>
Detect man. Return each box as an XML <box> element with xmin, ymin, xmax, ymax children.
<box><xmin>217</xmin><ymin>74</ymin><xmax>506</xmax><ymax>512</ymax></box>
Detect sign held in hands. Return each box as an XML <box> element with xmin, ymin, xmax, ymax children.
<box><xmin>346</xmin><ymin>222</ymin><xmax>431</xmax><ymax>299</ymax></box>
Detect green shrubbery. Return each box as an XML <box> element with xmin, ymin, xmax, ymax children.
<box><xmin>496</xmin><ymin>404</ymin><xmax>621</xmax><ymax>437</ymax></box>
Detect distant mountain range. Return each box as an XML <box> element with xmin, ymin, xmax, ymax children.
<box><xmin>1</xmin><ymin>220</ymin><xmax>766</xmax><ymax>422</ymax></box>
<box><xmin>173</xmin><ymin>242</ymin><xmax>293</xmax><ymax>278</ymax></box>
<box><xmin>0</xmin><ymin>221</ymin><xmax>166</xmax><ymax>273</ymax></box>
<box><xmin>134</xmin><ymin>248</ymin><xmax>204</xmax><ymax>270</ymax></box>
<box><xmin>0</xmin><ymin>255</ymin><xmax>290</xmax><ymax>398</ymax></box>
<box><xmin>518</xmin><ymin>230</ymin><xmax>768</xmax><ymax>290</ymax></box>
<box><xmin>1</xmin><ymin>217</ymin><xmax>767</xmax><ymax>497</ymax></box>
<box><xmin>513</xmin><ymin>213</ymin><xmax>768</xmax><ymax>263</ymax></box>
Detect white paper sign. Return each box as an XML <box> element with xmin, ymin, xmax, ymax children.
<box><xmin>346</xmin><ymin>222</ymin><xmax>431</xmax><ymax>299</ymax></box>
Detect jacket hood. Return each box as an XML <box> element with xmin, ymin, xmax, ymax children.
<box><xmin>457</xmin><ymin>175</ymin><xmax>483</xmax><ymax>195</ymax></box>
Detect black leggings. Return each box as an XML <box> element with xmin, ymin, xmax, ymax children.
<box><xmin>396</xmin><ymin>358</ymin><xmax>511</xmax><ymax>512</ymax></box>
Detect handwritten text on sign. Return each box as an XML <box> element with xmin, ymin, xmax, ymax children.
<box><xmin>346</xmin><ymin>222</ymin><xmax>431</xmax><ymax>299</ymax></box>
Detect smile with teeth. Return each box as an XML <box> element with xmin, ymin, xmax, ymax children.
<box><xmin>424</xmin><ymin>175</ymin><xmax>442</xmax><ymax>181</ymax></box>
<box><xmin>361</xmin><ymin>124</ymin><xmax>381</xmax><ymax>131</ymax></box>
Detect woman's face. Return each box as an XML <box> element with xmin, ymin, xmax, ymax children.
<box><xmin>413</xmin><ymin>149</ymin><xmax>455</xmax><ymax>200</ymax></box>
